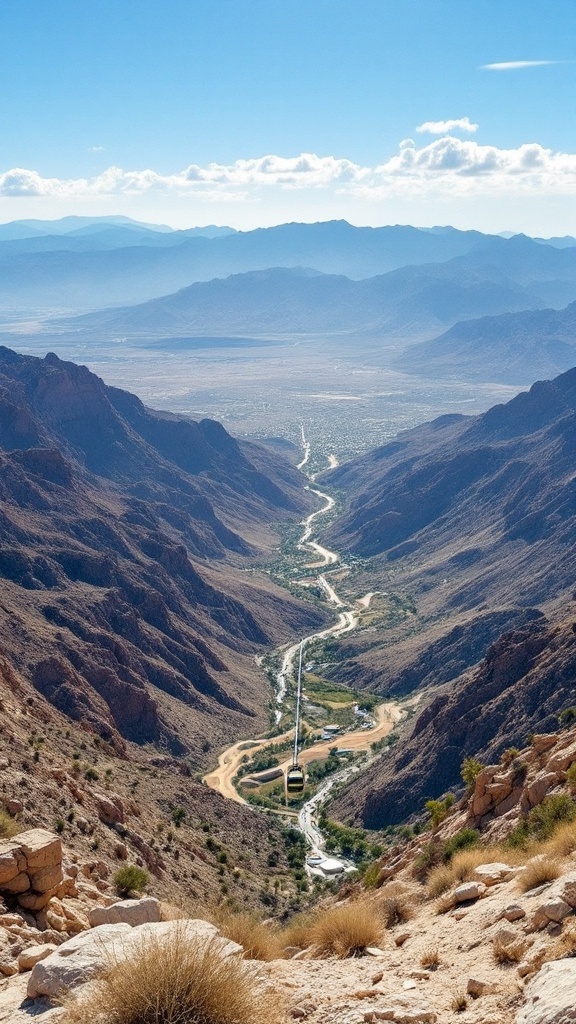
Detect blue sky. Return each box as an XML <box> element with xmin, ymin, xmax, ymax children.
<box><xmin>0</xmin><ymin>0</ymin><xmax>574</xmax><ymax>233</ymax></box>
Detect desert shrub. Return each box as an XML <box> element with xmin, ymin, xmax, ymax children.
<box><xmin>543</xmin><ymin>920</ymin><xmax>576</xmax><ymax>962</ymax></box>
<box><xmin>420</xmin><ymin>947</ymin><xmax>440</xmax><ymax>970</ymax></box>
<box><xmin>0</xmin><ymin>808</ymin><xmax>20</xmax><ymax>839</ymax></box>
<box><xmin>362</xmin><ymin>861</ymin><xmax>385</xmax><ymax>889</ymax></box>
<box><xmin>379</xmin><ymin>888</ymin><xmax>415</xmax><ymax>928</ymax></box>
<box><xmin>559</xmin><ymin>707</ymin><xmax>576</xmax><ymax>728</ymax></box>
<box><xmin>412</xmin><ymin>840</ymin><xmax>441</xmax><ymax>879</ymax></box>
<box><xmin>280</xmin><ymin>912</ymin><xmax>316</xmax><ymax>952</ymax></box>
<box><xmin>113</xmin><ymin>864</ymin><xmax>149</xmax><ymax>898</ymax></box>
<box><xmin>517</xmin><ymin>856</ymin><xmax>562</xmax><ymax>893</ymax></box>
<box><xmin>567</xmin><ymin>763</ymin><xmax>576</xmax><ymax>793</ymax></box>
<box><xmin>508</xmin><ymin>794</ymin><xmax>576</xmax><ymax>848</ymax></box>
<box><xmin>461</xmin><ymin>757</ymin><xmax>484</xmax><ymax>789</ymax></box>
<box><xmin>62</xmin><ymin>928</ymin><xmax>280</xmax><ymax>1024</ymax></box>
<box><xmin>441</xmin><ymin>829</ymin><xmax>480</xmax><ymax>863</ymax></box>
<box><xmin>309</xmin><ymin>901</ymin><xmax>382</xmax><ymax>958</ymax></box>
<box><xmin>214</xmin><ymin>912</ymin><xmax>282</xmax><ymax>961</ymax></box>
<box><xmin>425</xmin><ymin>794</ymin><xmax>455</xmax><ymax>829</ymax></box>
<box><xmin>451</xmin><ymin>993</ymin><xmax>467</xmax><ymax>1013</ymax></box>
<box><xmin>493</xmin><ymin>936</ymin><xmax>528</xmax><ymax>964</ymax></box>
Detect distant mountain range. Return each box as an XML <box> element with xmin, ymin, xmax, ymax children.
<box><xmin>396</xmin><ymin>300</ymin><xmax>576</xmax><ymax>383</ymax></box>
<box><xmin>0</xmin><ymin>346</ymin><xmax>325</xmax><ymax>756</ymax></box>
<box><xmin>0</xmin><ymin>219</ymin><xmax>553</xmax><ymax>312</ymax></box>
<box><xmin>51</xmin><ymin>261</ymin><xmax>547</xmax><ymax>344</ymax></box>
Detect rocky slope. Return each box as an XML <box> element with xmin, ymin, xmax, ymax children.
<box><xmin>0</xmin><ymin>346</ymin><xmax>326</xmax><ymax>757</ymax></box>
<box><xmin>331</xmin><ymin>614</ymin><xmax>576</xmax><ymax>828</ymax></box>
<box><xmin>2</xmin><ymin>727</ymin><xmax>576</xmax><ymax>1024</ymax></box>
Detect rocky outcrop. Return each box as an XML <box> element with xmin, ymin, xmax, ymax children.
<box><xmin>0</xmin><ymin>830</ymin><xmax>63</xmax><ymax>914</ymax></box>
<box><xmin>516</xmin><ymin>960</ymin><xmax>576</xmax><ymax>1023</ymax></box>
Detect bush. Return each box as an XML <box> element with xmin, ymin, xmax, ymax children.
<box><xmin>441</xmin><ymin>829</ymin><xmax>480</xmax><ymax>863</ymax></box>
<box><xmin>559</xmin><ymin>708</ymin><xmax>576</xmax><ymax>728</ymax></box>
<box><xmin>425</xmin><ymin>794</ymin><xmax>455</xmax><ymax>828</ymax></box>
<box><xmin>0</xmin><ymin>808</ymin><xmax>20</xmax><ymax>839</ymax></box>
<box><xmin>62</xmin><ymin>927</ymin><xmax>280</xmax><ymax>1024</ymax></box>
<box><xmin>461</xmin><ymin>757</ymin><xmax>484</xmax><ymax>789</ymax></box>
<box><xmin>113</xmin><ymin>864</ymin><xmax>149</xmax><ymax>897</ymax></box>
<box><xmin>309</xmin><ymin>901</ymin><xmax>383</xmax><ymax>958</ymax></box>
<box><xmin>508</xmin><ymin>794</ymin><xmax>576</xmax><ymax>847</ymax></box>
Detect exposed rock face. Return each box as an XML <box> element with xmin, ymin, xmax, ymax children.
<box><xmin>0</xmin><ymin>347</ymin><xmax>326</xmax><ymax>755</ymax></box>
<box><xmin>0</xmin><ymin>831</ymin><xmax>63</xmax><ymax>914</ymax></box>
<box><xmin>516</xmin><ymin>960</ymin><xmax>576</xmax><ymax>1023</ymax></box>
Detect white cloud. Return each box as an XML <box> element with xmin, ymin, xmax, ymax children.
<box><xmin>481</xmin><ymin>60</ymin><xmax>561</xmax><ymax>70</ymax></box>
<box><xmin>416</xmin><ymin>117</ymin><xmax>478</xmax><ymax>134</ymax></box>
<box><xmin>88</xmin><ymin>145</ymin><xmax>106</xmax><ymax>153</ymax></box>
<box><xmin>1</xmin><ymin>135</ymin><xmax>576</xmax><ymax>206</ymax></box>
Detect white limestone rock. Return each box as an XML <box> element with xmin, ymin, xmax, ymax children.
<box><xmin>516</xmin><ymin>959</ymin><xmax>576</xmax><ymax>1022</ymax></box>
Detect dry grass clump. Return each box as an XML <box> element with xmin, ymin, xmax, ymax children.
<box><xmin>493</xmin><ymin>936</ymin><xmax>528</xmax><ymax>965</ymax></box>
<box><xmin>376</xmin><ymin>883</ymin><xmax>416</xmax><ymax>928</ymax></box>
<box><xmin>544</xmin><ymin>820</ymin><xmax>576</xmax><ymax>859</ymax></box>
<box><xmin>280</xmin><ymin>912</ymin><xmax>317</xmax><ymax>952</ymax></box>
<box><xmin>62</xmin><ymin>930</ymin><xmax>280</xmax><ymax>1024</ymax></box>
<box><xmin>420</xmin><ymin>947</ymin><xmax>440</xmax><ymax>970</ymax></box>
<box><xmin>309</xmin><ymin>900</ymin><xmax>383</xmax><ymax>958</ymax></box>
<box><xmin>450</xmin><ymin>993</ymin><xmax>467</xmax><ymax>1013</ymax></box>
<box><xmin>0</xmin><ymin>808</ymin><xmax>20</xmax><ymax>839</ymax></box>
<box><xmin>426</xmin><ymin>847</ymin><xmax>495</xmax><ymax>899</ymax></box>
<box><xmin>213</xmin><ymin>911</ymin><xmax>283</xmax><ymax>961</ymax></box>
<box><xmin>517</xmin><ymin>856</ymin><xmax>562</xmax><ymax>893</ymax></box>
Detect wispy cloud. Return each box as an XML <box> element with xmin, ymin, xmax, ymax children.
<box><xmin>481</xmin><ymin>60</ymin><xmax>561</xmax><ymax>70</ymax></box>
<box><xmin>1</xmin><ymin>135</ymin><xmax>576</xmax><ymax>204</ymax></box>
<box><xmin>88</xmin><ymin>145</ymin><xmax>106</xmax><ymax>153</ymax></box>
<box><xmin>416</xmin><ymin>117</ymin><xmax>478</xmax><ymax>135</ymax></box>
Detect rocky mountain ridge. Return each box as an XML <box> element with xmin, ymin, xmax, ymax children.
<box><xmin>0</xmin><ymin>346</ymin><xmax>326</xmax><ymax>757</ymax></box>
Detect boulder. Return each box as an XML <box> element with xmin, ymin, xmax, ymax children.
<box><xmin>88</xmin><ymin>896</ymin><xmax>162</xmax><ymax>928</ymax></box>
<box><xmin>17</xmin><ymin>830</ymin><xmax>61</xmax><ymax>872</ymax></box>
<box><xmin>0</xmin><ymin>844</ymin><xmax>26</xmax><ymax>886</ymax></box>
<box><xmin>525</xmin><ymin>772</ymin><xmax>558</xmax><ymax>808</ymax></box>
<box><xmin>531</xmin><ymin>735</ymin><xmax>558</xmax><ymax>755</ymax></box>
<box><xmin>27</xmin><ymin>919</ymin><xmax>242</xmax><ymax>999</ymax></box>
<box><xmin>502</xmin><ymin>904</ymin><xmax>526</xmax><ymax>922</ymax></box>
<box><xmin>17</xmin><ymin>944</ymin><xmax>57</xmax><ymax>971</ymax></box>
<box><xmin>530</xmin><ymin>897</ymin><xmax>572</xmax><ymax>931</ymax></box>
<box><xmin>472</xmin><ymin>862</ymin><xmax>515</xmax><ymax>886</ymax></box>
<box><xmin>467</xmin><ymin>977</ymin><xmax>499</xmax><ymax>997</ymax></box>
<box><xmin>93</xmin><ymin>793</ymin><xmax>124</xmax><ymax>826</ymax></box>
<box><xmin>546</xmin><ymin>740</ymin><xmax>576</xmax><ymax>774</ymax></box>
<box><xmin>452</xmin><ymin>881</ymin><xmax>487</xmax><ymax>903</ymax></box>
<box><xmin>516</xmin><ymin>959</ymin><xmax>576</xmax><ymax>1022</ymax></box>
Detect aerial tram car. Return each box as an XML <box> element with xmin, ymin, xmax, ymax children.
<box><xmin>285</xmin><ymin>641</ymin><xmax>306</xmax><ymax>799</ymax></box>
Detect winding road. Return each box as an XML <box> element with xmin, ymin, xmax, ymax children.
<box><xmin>204</xmin><ymin>429</ymin><xmax>401</xmax><ymax>858</ymax></box>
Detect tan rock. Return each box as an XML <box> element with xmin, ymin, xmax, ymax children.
<box><xmin>93</xmin><ymin>793</ymin><xmax>124</xmax><ymax>825</ymax></box>
<box><xmin>546</xmin><ymin>739</ymin><xmax>576</xmax><ymax>773</ymax></box>
<box><xmin>502</xmin><ymin>904</ymin><xmax>526</xmax><ymax>922</ymax></box>
<box><xmin>17</xmin><ymin>830</ymin><xmax>61</xmax><ymax>871</ymax></box>
<box><xmin>472</xmin><ymin>862</ymin><xmax>515</xmax><ymax>886</ymax></box>
<box><xmin>530</xmin><ymin>734</ymin><xmax>558</xmax><ymax>755</ymax></box>
<box><xmin>3</xmin><ymin>872</ymin><xmax>30</xmax><ymax>894</ymax></box>
<box><xmin>516</xmin><ymin>959</ymin><xmax>576</xmax><ymax>1022</ymax></box>
<box><xmin>88</xmin><ymin>896</ymin><xmax>162</xmax><ymax>928</ymax></box>
<box><xmin>0</xmin><ymin>959</ymin><xmax>18</xmax><ymax>976</ymax></box>
<box><xmin>0</xmin><ymin>844</ymin><xmax>26</xmax><ymax>886</ymax></box>
<box><xmin>467</xmin><ymin>977</ymin><xmax>499</xmax><ymax>997</ymax></box>
<box><xmin>18</xmin><ymin>885</ymin><xmax>60</xmax><ymax>911</ymax></box>
<box><xmin>17</xmin><ymin>944</ymin><xmax>57</xmax><ymax>971</ymax></box>
<box><xmin>525</xmin><ymin>772</ymin><xmax>558</xmax><ymax>808</ymax></box>
<box><xmin>28</xmin><ymin>863</ymin><xmax>63</xmax><ymax>893</ymax></box>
